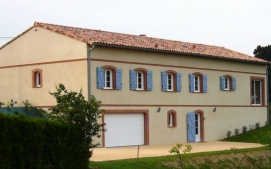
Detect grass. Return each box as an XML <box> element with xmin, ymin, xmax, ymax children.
<box><xmin>221</xmin><ymin>124</ymin><xmax>271</xmax><ymax>143</ymax></box>
<box><xmin>89</xmin><ymin>125</ymin><xmax>271</xmax><ymax>169</ymax></box>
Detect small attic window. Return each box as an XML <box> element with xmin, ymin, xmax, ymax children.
<box><xmin>32</xmin><ymin>68</ymin><xmax>42</xmax><ymax>88</ymax></box>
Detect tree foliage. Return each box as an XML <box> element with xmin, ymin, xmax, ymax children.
<box><xmin>253</xmin><ymin>45</ymin><xmax>271</xmax><ymax>61</ymax></box>
<box><xmin>46</xmin><ymin>84</ymin><xmax>104</xmax><ymax>157</ymax></box>
<box><xmin>254</xmin><ymin>45</ymin><xmax>271</xmax><ymax>103</ymax></box>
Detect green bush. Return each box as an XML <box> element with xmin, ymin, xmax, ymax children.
<box><xmin>0</xmin><ymin>113</ymin><xmax>89</xmax><ymax>169</ymax></box>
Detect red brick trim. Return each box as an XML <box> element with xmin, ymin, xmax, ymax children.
<box><xmin>250</xmin><ymin>76</ymin><xmax>266</xmax><ymax>106</ymax></box>
<box><xmin>100</xmin><ymin>104</ymin><xmax>267</xmax><ymax>107</ymax></box>
<box><xmin>194</xmin><ymin>109</ymin><xmax>205</xmax><ymax>142</ymax></box>
<box><xmin>102</xmin><ymin>109</ymin><xmax>149</xmax><ymax>147</ymax></box>
<box><xmin>35</xmin><ymin>104</ymin><xmax>268</xmax><ymax>108</ymax></box>
<box><xmin>32</xmin><ymin>68</ymin><xmax>42</xmax><ymax>88</ymax></box>
<box><xmin>167</xmin><ymin>110</ymin><xmax>177</xmax><ymax>128</ymax></box>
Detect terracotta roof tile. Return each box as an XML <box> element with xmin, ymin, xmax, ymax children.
<box><xmin>1</xmin><ymin>22</ymin><xmax>269</xmax><ymax>64</ymax></box>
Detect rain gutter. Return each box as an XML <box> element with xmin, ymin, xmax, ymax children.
<box><xmin>87</xmin><ymin>44</ymin><xmax>95</xmax><ymax>101</ymax></box>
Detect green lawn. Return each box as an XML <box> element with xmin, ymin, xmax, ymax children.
<box><xmin>221</xmin><ymin>124</ymin><xmax>271</xmax><ymax>143</ymax></box>
<box><xmin>89</xmin><ymin>125</ymin><xmax>271</xmax><ymax>169</ymax></box>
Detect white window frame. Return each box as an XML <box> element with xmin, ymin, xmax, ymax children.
<box><xmin>251</xmin><ymin>80</ymin><xmax>262</xmax><ymax>105</ymax></box>
<box><xmin>224</xmin><ymin>77</ymin><xmax>229</xmax><ymax>90</ymax></box>
<box><xmin>35</xmin><ymin>72</ymin><xmax>41</xmax><ymax>87</ymax></box>
<box><xmin>136</xmin><ymin>71</ymin><xmax>144</xmax><ymax>90</ymax></box>
<box><xmin>167</xmin><ymin>73</ymin><xmax>173</xmax><ymax>91</ymax></box>
<box><xmin>194</xmin><ymin>75</ymin><xmax>200</xmax><ymax>92</ymax></box>
<box><xmin>104</xmin><ymin>69</ymin><xmax>112</xmax><ymax>89</ymax></box>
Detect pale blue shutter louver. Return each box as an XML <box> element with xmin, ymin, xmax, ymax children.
<box><xmin>130</xmin><ymin>70</ymin><xmax>136</xmax><ymax>90</ymax></box>
<box><xmin>176</xmin><ymin>73</ymin><xmax>182</xmax><ymax>92</ymax></box>
<box><xmin>203</xmin><ymin>75</ymin><xmax>207</xmax><ymax>93</ymax></box>
<box><xmin>189</xmin><ymin>74</ymin><xmax>195</xmax><ymax>92</ymax></box>
<box><xmin>220</xmin><ymin>76</ymin><xmax>225</xmax><ymax>90</ymax></box>
<box><xmin>232</xmin><ymin>77</ymin><xmax>236</xmax><ymax>91</ymax></box>
<box><xmin>96</xmin><ymin>67</ymin><xmax>104</xmax><ymax>89</ymax></box>
<box><xmin>116</xmin><ymin>69</ymin><xmax>122</xmax><ymax>90</ymax></box>
<box><xmin>161</xmin><ymin>72</ymin><xmax>167</xmax><ymax>91</ymax></box>
<box><xmin>187</xmin><ymin>112</ymin><xmax>196</xmax><ymax>143</ymax></box>
<box><xmin>147</xmin><ymin>71</ymin><xmax>153</xmax><ymax>91</ymax></box>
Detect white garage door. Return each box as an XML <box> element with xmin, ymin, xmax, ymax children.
<box><xmin>104</xmin><ymin>113</ymin><xmax>144</xmax><ymax>147</ymax></box>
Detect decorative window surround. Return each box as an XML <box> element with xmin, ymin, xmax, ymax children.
<box><xmin>251</xmin><ymin>76</ymin><xmax>265</xmax><ymax>106</ymax></box>
<box><xmin>32</xmin><ymin>68</ymin><xmax>42</xmax><ymax>88</ymax></box>
<box><xmin>167</xmin><ymin>110</ymin><xmax>177</xmax><ymax>128</ymax></box>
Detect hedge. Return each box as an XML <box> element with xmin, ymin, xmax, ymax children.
<box><xmin>0</xmin><ymin>113</ymin><xmax>89</xmax><ymax>169</ymax></box>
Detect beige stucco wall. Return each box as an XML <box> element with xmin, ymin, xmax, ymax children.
<box><xmin>0</xmin><ymin>27</ymin><xmax>87</xmax><ymax>66</ymax></box>
<box><xmin>90</xmin><ymin>47</ymin><xmax>268</xmax><ymax>146</ymax></box>
<box><xmin>0</xmin><ymin>27</ymin><xmax>88</xmax><ymax>106</ymax></box>
<box><xmin>91</xmin><ymin>47</ymin><xmax>267</xmax><ymax>106</ymax></box>
<box><xmin>0</xmin><ymin>28</ymin><xmax>267</xmax><ymax>146</ymax></box>
<box><xmin>94</xmin><ymin>106</ymin><xmax>267</xmax><ymax>146</ymax></box>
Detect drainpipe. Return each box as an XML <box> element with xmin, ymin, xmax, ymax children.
<box><xmin>267</xmin><ymin>64</ymin><xmax>270</xmax><ymax>124</ymax></box>
<box><xmin>87</xmin><ymin>44</ymin><xmax>95</xmax><ymax>101</ymax></box>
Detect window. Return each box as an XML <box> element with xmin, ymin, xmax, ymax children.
<box><xmin>251</xmin><ymin>77</ymin><xmax>265</xmax><ymax>105</ymax></box>
<box><xmin>167</xmin><ymin>110</ymin><xmax>177</xmax><ymax>127</ymax></box>
<box><xmin>104</xmin><ymin>69</ymin><xmax>113</xmax><ymax>89</ymax></box>
<box><xmin>220</xmin><ymin>75</ymin><xmax>236</xmax><ymax>91</ymax></box>
<box><xmin>136</xmin><ymin>71</ymin><xmax>144</xmax><ymax>90</ymax></box>
<box><xmin>167</xmin><ymin>74</ymin><xmax>173</xmax><ymax>91</ymax></box>
<box><xmin>189</xmin><ymin>73</ymin><xmax>207</xmax><ymax>93</ymax></box>
<box><xmin>96</xmin><ymin>66</ymin><xmax>122</xmax><ymax>90</ymax></box>
<box><xmin>32</xmin><ymin>68</ymin><xmax>42</xmax><ymax>88</ymax></box>
<box><xmin>130</xmin><ymin>68</ymin><xmax>152</xmax><ymax>91</ymax></box>
<box><xmin>161</xmin><ymin>70</ymin><xmax>181</xmax><ymax>92</ymax></box>
<box><xmin>194</xmin><ymin>75</ymin><xmax>200</xmax><ymax>92</ymax></box>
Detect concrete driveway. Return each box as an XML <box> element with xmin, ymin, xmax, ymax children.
<box><xmin>90</xmin><ymin>141</ymin><xmax>264</xmax><ymax>161</ymax></box>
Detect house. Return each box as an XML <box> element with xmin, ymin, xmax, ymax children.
<box><xmin>0</xmin><ymin>22</ymin><xmax>269</xmax><ymax>147</ymax></box>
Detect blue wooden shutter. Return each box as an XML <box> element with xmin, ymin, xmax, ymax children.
<box><xmin>147</xmin><ymin>71</ymin><xmax>153</xmax><ymax>91</ymax></box>
<box><xmin>220</xmin><ymin>76</ymin><xmax>225</xmax><ymax>90</ymax></box>
<box><xmin>96</xmin><ymin>67</ymin><xmax>104</xmax><ymax>89</ymax></box>
<box><xmin>232</xmin><ymin>77</ymin><xmax>236</xmax><ymax>91</ymax></box>
<box><xmin>161</xmin><ymin>72</ymin><xmax>167</xmax><ymax>91</ymax></box>
<box><xmin>116</xmin><ymin>69</ymin><xmax>122</xmax><ymax>90</ymax></box>
<box><xmin>189</xmin><ymin>74</ymin><xmax>195</xmax><ymax>92</ymax></box>
<box><xmin>203</xmin><ymin>75</ymin><xmax>207</xmax><ymax>93</ymax></box>
<box><xmin>176</xmin><ymin>73</ymin><xmax>182</xmax><ymax>92</ymax></box>
<box><xmin>130</xmin><ymin>70</ymin><xmax>136</xmax><ymax>90</ymax></box>
<box><xmin>187</xmin><ymin>112</ymin><xmax>196</xmax><ymax>143</ymax></box>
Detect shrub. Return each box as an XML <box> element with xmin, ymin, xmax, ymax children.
<box><xmin>169</xmin><ymin>143</ymin><xmax>192</xmax><ymax>169</ymax></box>
<box><xmin>0</xmin><ymin>113</ymin><xmax>89</xmax><ymax>169</ymax></box>
<box><xmin>249</xmin><ymin>124</ymin><xmax>254</xmax><ymax>131</ymax></box>
<box><xmin>234</xmin><ymin>128</ymin><xmax>239</xmax><ymax>135</ymax></box>
<box><xmin>256</xmin><ymin>122</ymin><xmax>260</xmax><ymax>129</ymax></box>
<box><xmin>242</xmin><ymin>126</ymin><xmax>247</xmax><ymax>133</ymax></box>
<box><xmin>226</xmin><ymin>131</ymin><xmax>231</xmax><ymax>138</ymax></box>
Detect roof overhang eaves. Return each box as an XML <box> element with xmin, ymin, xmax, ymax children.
<box><xmin>93</xmin><ymin>42</ymin><xmax>270</xmax><ymax>65</ymax></box>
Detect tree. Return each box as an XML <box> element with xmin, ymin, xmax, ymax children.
<box><xmin>253</xmin><ymin>45</ymin><xmax>271</xmax><ymax>103</ymax></box>
<box><xmin>46</xmin><ymin>84</ymin><xmax>104</xmax><ymax>158</ymax></box>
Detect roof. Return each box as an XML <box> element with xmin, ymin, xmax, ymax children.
<box><xmin>1</xmin><ymin>22</ymin><xmax>269</xmax><ymax>64</ymax></box>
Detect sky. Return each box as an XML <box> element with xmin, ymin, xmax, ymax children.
<box><xmin>0</xmin><ymin>0</ymin><xmax>271</xmax><ymax>56</ymax></box>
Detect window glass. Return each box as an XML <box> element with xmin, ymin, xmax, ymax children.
<box><xmin>104</xmin><ymin>69</ymin><xmax>112</xmax><ymax>88</ymax></box>
<box><xmin>137</xmin><ymin>72</ymin><xmax>143</xmax><ymax>90</ymax></box>
<box><xmin>252</xmin><ymin>80</ymin><xmax>262</xmax><ymax>104</ymax></box>
<box><xmin>167</xmin><ymin>74</ymin><xmax>173</xmax><ymax>91</ymax></box>
<box><xmin>194</xmin><ymin>76</ymin><xmax>200</xmax><ymax>92</ymax></box>
<box><xmin>225</xmin><ymin>78</ymin><xmax>229</xmax><ymax>90</ymax></box>
<box><xmin>35</xmin><ymin>72</ymin><xmax>40</xmax><ymax>87</ymax></box>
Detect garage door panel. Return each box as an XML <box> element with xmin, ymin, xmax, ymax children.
<box><xmin>105</xmin><ymin>114</ymin><xmax>144</xmax><ymax>147</ymax></box>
